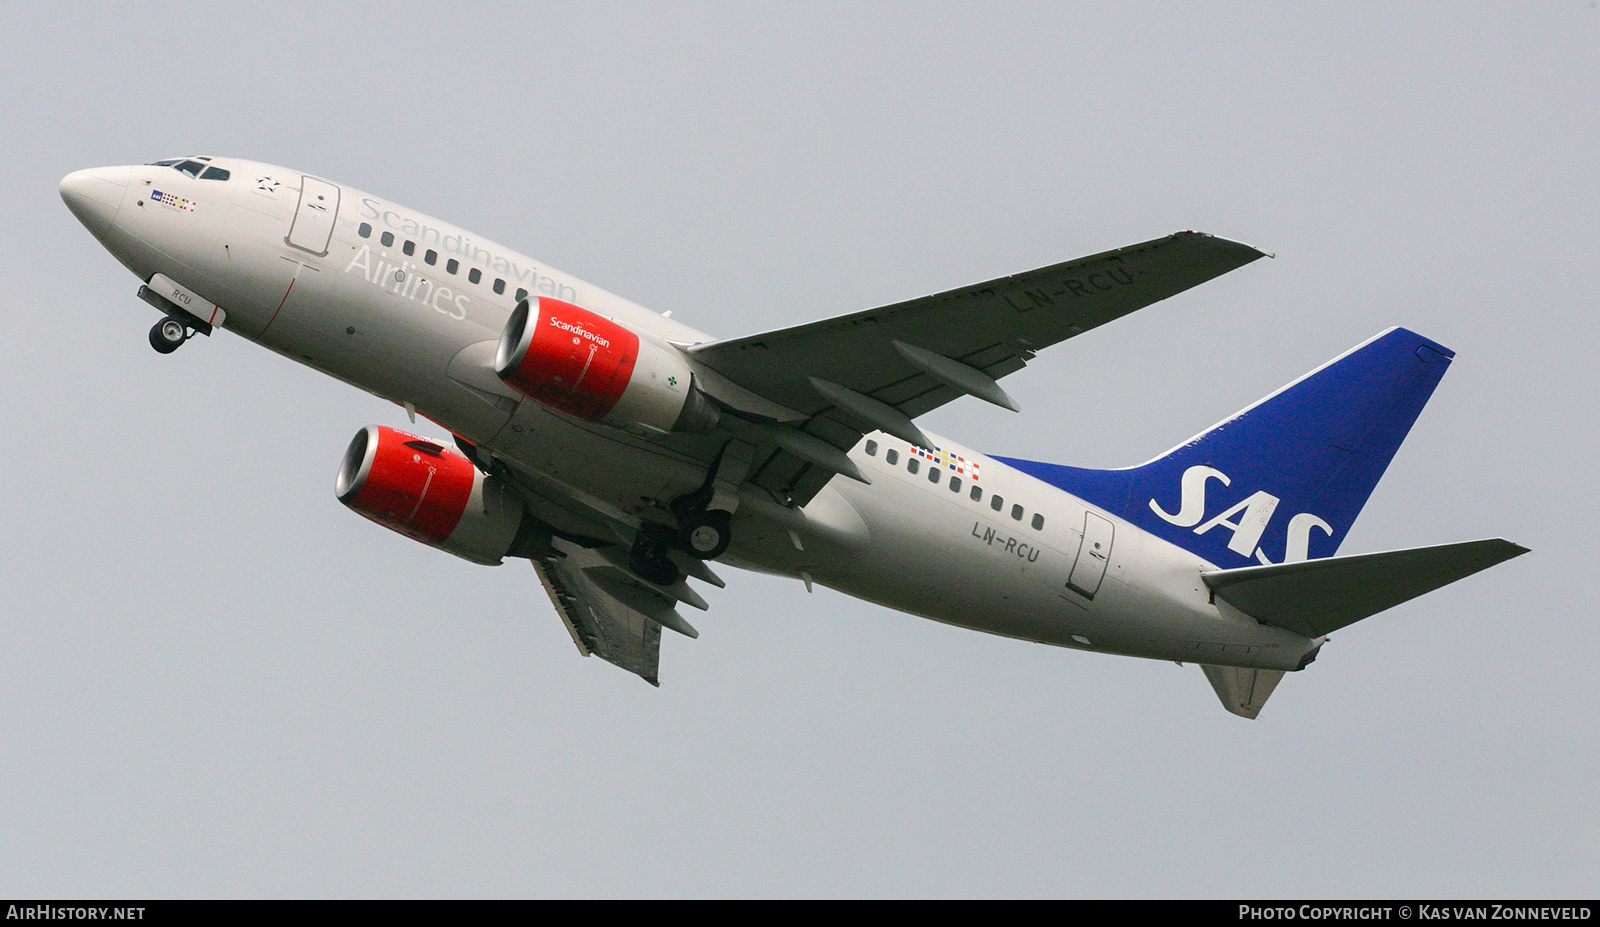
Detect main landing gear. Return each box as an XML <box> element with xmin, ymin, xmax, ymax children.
<box><xmin>642</xmin><ymin>440</ymin><xmax>746</xmax><ymax>581</ymax></box>
<box><xmin>630</xmin><ymin>523</ymin><xmax>685</xmax><ymax>587</ymax></box>
<box><xmin>629</xmin><ymin>508</ymin><xmax>735</xmax><ymax>587</ymax></box>
<box><xmin>149</xmin><ymin>316</ymin><xmax>190</xmax><ymax>354</ymax></box>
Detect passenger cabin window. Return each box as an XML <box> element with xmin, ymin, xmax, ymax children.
<box><xmin>949</xmin><ymin>476</ymin><xmax>961</xmax><ymax>492</ymax></box>
<box><xmin>970</xmin><ymin>486</ymin><xmax>982</xmax><ymax>502</ymax></box>
<box><xmin>928</xmin><ymin>466</ymin><xmax>940</xmax><ymax>483</ymax></box>
<box><xmin>468</xmin><ymin>268</ymin><xmax>482</xmax><ymax>284</ymax></box>
<box><xmin>493</xmin><ymin>279</ymin><xmax>506</xmax><ymax>295</ymax></box>
<box><xmin>516</xmin><ymin>288</ymin><xmax>528</xmax><ymax>303</ymax></box>
<box><xmin>447</xmin><ymin>259</ymin><xmax>459</xmax><ymax>274</ymax></box>
<box><xmin>885</xmin><ymin>449</ymin><xmax>898</xmax><ymax>465</ymax></box>
<box><xmin>991</xmin><ymin>495</ymin><xmax>1003</xmax><ymax>512</ymax></box>
<box><xmin>864</xmin><ymin>440</ymin><xmax>878</xmax><ymax>456</ymax></box>
<box><xmin>424</xmin><ymin>249</ymin><xmax>437</xmax><ymax>265</ymax></box>
<box><xmin>1031</xmin><ymin>513</ymin><xmax>1045</xmax><ymax>530</ymax></box>
<box><xmin>1011</xmin><ymin>504</ymin><xmax>1024</xmax><ymax>521</ymax></box>
<box><xmin>380</xmin><ymin>231</ymin><xmax>394</xmax><ymax>247</ymax></box>
<box><xmin>358</xmin><ymin>223</ymin><xmax>372</xmax><ymax>238</ymax></box>
<box><xmin>908</xmin><ymin>458</ymin><xmax>920</xmax><ymax>474</ymax></box>
<box><xmin>402</xmin><ymin>240</ymin><xmax>416</xmax><ymax>256</ymax></box>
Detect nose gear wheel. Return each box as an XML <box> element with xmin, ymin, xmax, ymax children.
<box><xmin>149</xmin><ymin>317</ymin><xmax>188</xmax><ymax>354</ymax></box>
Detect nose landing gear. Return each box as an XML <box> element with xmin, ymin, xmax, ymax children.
<box><xmin>137</xmin><ymin>282</ymin><xmax>218</xmax><ymax>355</ymax></box>
<box><xmin>149</xmin><ymin>316</ymin><xmax>190</xmax><ymax>354</ymax></box>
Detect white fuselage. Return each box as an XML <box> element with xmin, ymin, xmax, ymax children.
<box><xmin>66</xmin><ymin>158</ymin><xmax>1319</xmax><ymax>672</ymax></box>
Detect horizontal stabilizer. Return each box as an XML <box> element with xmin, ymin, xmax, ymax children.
<box><xmin>1202</xmin><ymin>665</ymin><xmax>1286</xmax><ymax>720</ymax></box>
<box><xmin>1202</xmin><ymin>538</ymin><xmax>1528</xmax><ymax>639</ymax></box>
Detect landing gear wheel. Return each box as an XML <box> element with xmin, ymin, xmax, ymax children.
<box><xmin>679</xmin><ymin>509</ymin><xmax>732</xmax><ymax>560</ymax></box>
<box><xmin>630</xmin><ymin>523</ymin><xmax>684</xmax><ymax>587</ymax></box>
<box><xmin>149</xmin><ymin>317</ymin><xmax>188</xmax><ymax>354</ymax></box>
<box><xmin>629</xmin><ymin>549</ymin><xmax>683</xmax><ymax>587</ymax></box>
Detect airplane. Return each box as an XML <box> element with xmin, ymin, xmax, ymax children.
<box><xmin>59</xmin><ymin>156</ymin><xmax>1527</xmax><ymax>718</ymax></box>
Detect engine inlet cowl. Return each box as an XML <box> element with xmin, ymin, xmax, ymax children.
<box><xmin>336</xmin><ymin>425</ymin><xmax>527</xmax><ymax>565</ymax></box>
<box><xmin>495</xmin><ymin>297</ymin><xmax>717</xmax><ymax>434</ymax></box>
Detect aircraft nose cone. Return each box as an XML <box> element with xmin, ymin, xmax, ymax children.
<box><xmin>60</xmin><ymin>166</ymin><xmax>131</xmax><ymax>238</ymax></box>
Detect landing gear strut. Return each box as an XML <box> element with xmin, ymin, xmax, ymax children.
<box><xmin>138</xmin><ymin>284</ymin><xmax>214</xmax><ymax>355</ymax></box>
<box><xmin>149</xmin><ymin>316</ymin><xmax>189</xmax><ymax>354</ymax></box>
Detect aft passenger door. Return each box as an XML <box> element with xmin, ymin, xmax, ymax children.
<box><xmin>286</xmin><ymin>175</ymin><xmax>340</xmax><ymax>256</ymax></box>
<box><xmin>1067</xmin><ymin>511</ymin><xmax>1114</xmax><ymax>600</ymax></box>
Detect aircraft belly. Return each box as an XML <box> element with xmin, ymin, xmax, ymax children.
<box><xmin>815</xmin><ymin>472</ymin><xmax>1081</xmax><ymax>643</ymax></box>
<box><xmin>808</xmin><ymin>450</ymin><xmax>1319</xmax><ymax>669</ymax></box>
<box><xmin>719</xmin><ymin>486</ymin><xmax>872</xmax><ymax>579</ymax></box>
<box><xmin>485</xmin><ymin>405</ymin><xmax>712</xmax><ymax>512</ymax></box>
<box><xmin>1098</xmin><ymin>535</ymin><xmax>1320</xmax><ymax>669</ymax></box>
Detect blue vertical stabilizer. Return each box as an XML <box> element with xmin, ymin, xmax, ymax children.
<box><xmin>997</xmin><ymin>328</ymin><xmax>1454</xmax><ymax>569</ymax></box>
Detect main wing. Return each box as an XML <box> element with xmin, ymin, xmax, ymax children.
<box><xmin>532</xmin><ymin>538</ymin><xmax>708</xmax><ymax>685</ymax></box>
<box><xmin>690</xmin><ymin>232</ymin><xmax>1268</xmax><ymax>506</ymax></box>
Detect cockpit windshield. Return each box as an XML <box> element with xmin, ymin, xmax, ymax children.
<box><xmin>145</xmin><ymin>157</ymin><xmax>229</xmax><ymax>181</ymax></box>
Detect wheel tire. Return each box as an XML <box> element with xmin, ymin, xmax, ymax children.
<box><xmin>629</xmin><ymin>550</ymin><xmax>682</xmax><ymax>587</ymax></box>
<box><xmin>679</xmin><ymin>509</ymin><xmax>732</xmax><ymax>560</ymax></box>
<box><xmin>150</xmin><ymin>317</ymin><xmax>187</xmax><ymax>354</ymax></box>
<box><xmin>629</xmin><ymin>522</ymin><xmax>684</xmax><ymax>586</ymax></box>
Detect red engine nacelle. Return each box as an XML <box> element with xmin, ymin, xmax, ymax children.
<box><xmin>494</xmin><ymin>297</ymin><xmax>717</xmax><ymax>434</ymax></box>
<box><xmin>336</xmin><ymin>425</ymin><xmax>528</xmax><ymax>565</ymax></box>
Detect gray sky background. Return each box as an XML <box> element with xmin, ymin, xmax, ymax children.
<box><xmin>2</xmin><ymin>2</ymin><xmax>1594</xmax><ymax>897</ymax></box>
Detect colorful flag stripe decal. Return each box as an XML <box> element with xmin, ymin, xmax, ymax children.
<box><xmin>912</xmin><ymin>444</ymin><xmax>980</xmax><ymax>480</ymax></box>
<box><xmin>151</xmin><ymin>190</ymin><xmax>197</xmax><ymax>213</ymax></box>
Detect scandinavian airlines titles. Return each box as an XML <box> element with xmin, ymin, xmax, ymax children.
<box><xmin>344</xmin><ymin>245</ymin><xmax>470</xmax><ymax>320</ymax></box>
<box><xmin>357</xmin><ymin>198</ymin><xmax>578</xmax><ymax>303</ymax></box>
